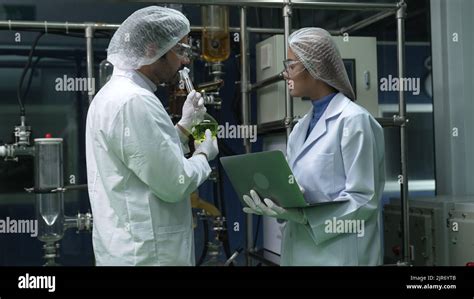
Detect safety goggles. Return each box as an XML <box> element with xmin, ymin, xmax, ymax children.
<box><xmin>172</xmin><ymin>42</ymin><xmax>192</xmax><ymax>59</ymax></box>
<box><xmin>282</xmin><ymin>59</ymin><xmax>305</xmax><ymax>77</ymax></box>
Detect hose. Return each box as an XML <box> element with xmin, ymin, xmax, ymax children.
<box><xmin>17</xmin><ymin>32</ymin><xmax>44</xmax><ymax>116</ymax></box>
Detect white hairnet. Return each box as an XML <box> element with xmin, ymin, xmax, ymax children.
<box><xmin>107</xmin><ymin>6</ymin><xmax>190</xmax><ymax>70</ymax></box>
<box><xmin>288</xmin><ymin>27</ymin><xmax>355</xmax><ymax>101</ymax></box>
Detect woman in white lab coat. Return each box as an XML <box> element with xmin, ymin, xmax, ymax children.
<box><xmin>243</xmin><ymin>28</ymin><xmax>385</xmax><ymax>266</ymax></box>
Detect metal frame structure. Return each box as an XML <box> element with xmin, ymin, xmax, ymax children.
<box><xmin>0</xmin><ymin>0</ymin><xmax>411</xmax><ymax>266</ymax></box>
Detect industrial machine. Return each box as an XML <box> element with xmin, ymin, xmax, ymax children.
<box><xmin>384</xmin><ymin>196</ymin><xmax>474</xmax><ymax>266</ymax></box>
<box><xmin>0</xmin><ymin>122</ymin><xmax>92</xmax><ymax>265</ymax></box>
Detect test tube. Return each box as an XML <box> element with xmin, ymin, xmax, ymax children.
<box><xmin>178</xmin><ymin>67</ymin><xmax>202</xmax><ymax>127</ymax></box>
<box><xmin>178</xmin><ymin>67</ymin><xmax>194</xmax><ymax>93</ymax></box>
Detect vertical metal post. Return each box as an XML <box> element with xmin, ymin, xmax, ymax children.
<box><xmin>240</xmin><ymin>6</ymin><xmax>253</xmax><ymax>265</ymax></box>
<box><xmin>283</xmin><ymin>1</ymin><xmax>293</xmax><ymax>139</ymax></box>
<box><xmin>85</xmin><ymin>25</ymin><xmax>95</xmax><ymax>103</ymax></box>
<box><xmin>396</xmin><ymin>1</ymin><xmax>410</xmax><ymax>265</ymax></box>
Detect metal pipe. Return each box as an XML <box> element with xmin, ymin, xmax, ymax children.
<box><xmin>0</xmin><ymin>20</ymin><xmax>119</xmax><ymax>31</ymax></box>
<box><xmin>283</xmin><ymin>2</ymin><xmax>293</xmax><ymax>139</ymax></box>
<box><xmin>289</xmin><ymin>0</ymin><xmax>397</xmax><ymax>10</ymax></box>
<box><xmin>338</xmin><ymin>9</ymin><xmax>397</xmax><ymax>35</ymax></box>
<box><xmin>113</xmin><ymin>0</ymin><xmax>398</xmax><ymax>10</ymax></box>
<box><xmin>225</xmin><ymin>26</ymin><xmax>286</xmax><ymax>34</ymax></box>
<box><xmin>250</xmin><ymin>72</ymin><xmax>283</xmax><ymax>91</ymax></box>
<box><xmin>396</xmin><ymin>1</ymin><xmax>410</xmax><ymax>265</ymax></box>
<box><xmin>224</xmin><ymin>248</ymin><xmax>243</xmax><ymax>266</ymax></box>
<box><xmin>0</xmin><ymin>21</ymin><xmax>293</xmax><ymax>35</ymax></box>
<box><xmin>85</xmin><ymin>26</ymin><xmax>95</xmax><ymax>103</ymax></box>
<box><xmin>257</xmin><ymin>119</ymin><xmax>287</xmax><ymax>135</ymax></box>
<box><xmin>246</xmin><ymin>27</ymin><xmax>283</xmax><ymax>34</ymax></box>
<box><xmin>258</xmin><ymin>118</ymin><xmax>304</xmax><ymax>135</ymax></box>
<box><xmin>240</xmin><ymin>6</ymin><xmax>253</xmax><ymax>266</ymax></box>
<box><xmin>63</xmin><ymin>184</ymin><xmax>88</xmax><ymax>191</ymax></box>
<box><xmin>375</xmin><ymin>116</ymin><xmax>406</xmax><ymax>128</ymax></box>
<box><xmin>64</xmin><ymin>216</ymin><xmax>78</xmax><ymax>230</ymax></box>
<box><xmin>0</xmin><ymin>21</ymin><xmax>337</xmax><ymax>37</ymax></box>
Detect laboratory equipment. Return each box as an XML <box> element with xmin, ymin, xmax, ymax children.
<box><xmin>32</xmin><ymin>138</ymin><xmax>93</xmax><ymax>266</ymax></box>
<box><xmin>191</xmin><ymin>113</ymin><xmax>218</xmax><ymax>143</ymax></box>
<box><xmin>200</xmin><ymin>217</ymin><xmax>228</xmax><ymax>266</ymax></box>
<box><xmin>201</xmin><ymin>242</ymin><xmax>225</xmax><ymax>266</ymax></box>
<box><xmin>34</xmin><ymin>138</ymin><xmax>65</xmax><ymax>244</ymax></box>
<box><xmin>0</xmin><ymin>116</ymin><xmax>34</xmax><ymax>161</ymax></box>
<box><xmin>179</xmin><ymin>67</ymin><xmax>195</xmax><ymax>96</ymax></box>
<box><xmin>0</xmin><ymin>43</ymin><xmax>94</xmax><ymax>264</ymax></box>
<box><xmin>384</xmin><ymin>196</ymin><xmax>474</xmax><ymax>266</ymax></box>
<box><xmin>201</xmin><ymin>5</ymin><xmax>230</xmax><ymax>63</ymax></box>
<box><xmin>178</xmin><ymin>67</ymin><xmax>219</xmax><ymax>140</ymax></box>
<box><xmin>448</xmin><ymin>202</ymin><xmax>474</xmax><ymax>266</ymax></box>
<box><xmin>191</xmin><ymin>192</ymin><xmax>230</xmax><ymax>266</ymax></box>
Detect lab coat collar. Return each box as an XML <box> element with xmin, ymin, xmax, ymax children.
<box><xmin>112</xmin><ymin>68</ymin><xmax>158</xmax><ymax>93</ymax></box>
<box><xmin>290</xmin><ymin>92</ymin><xmax>351</xmax><ymax>168</ymax></box>
<box><xmin>311</xmin><ymin>92</ymin><xmax>337</xmax><ymax>114</ymax></box>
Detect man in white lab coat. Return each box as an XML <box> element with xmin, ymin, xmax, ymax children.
<box><xmin>243</xmin><ymin>28</ymin><xmax>385</xmax><ymax>266</ymax></box>
<box><xmin>86</xmin><ymin>6</ymin><xmax>218</xmax><ymax>266</ymax></box>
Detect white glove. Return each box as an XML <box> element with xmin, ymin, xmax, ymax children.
<box><xmin>242</xmin><ymin>190</ymin><xmax>307</xmax><ymax>224</ymax></box>
<box><xmin>193</xmin><ymin>129</ymin><xmax>218</xmax><ymax>161</ymax></box>
<box><xmin>178</xmin><ymin>90</ymin><xmax>206</xmax><ymax>132</ymax></box>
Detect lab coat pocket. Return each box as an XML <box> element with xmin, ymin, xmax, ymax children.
<box><xmin>307</xmin><ymin>153</ymin><xmax>335</xmax><ymax>197</ymax></box>
<box><xmin>155</xmin><ymin>224</ymin><xmax>191</xmax><ymax>265</ymax></box>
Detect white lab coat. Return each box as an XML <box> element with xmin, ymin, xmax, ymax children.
<box><xmin>281</xmin><ymin>92</ymin><xmax>385</xmax><ymax>266</ymax></box>
<box><xmin>85</xmin><ymin>68</ymin><xmax>211</xmax><ymax>266</ymax></box>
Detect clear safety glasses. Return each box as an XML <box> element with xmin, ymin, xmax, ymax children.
<box><xmin>282</xmin><ymin>59</ymin><xmax>305</xmax><ymax>78</ymax></box>
<box><xmin>172</xmin><ymin>42</ymin><xmax>192</xmax><ymax>59</ymax></box>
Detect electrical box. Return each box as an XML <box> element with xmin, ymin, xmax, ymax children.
<box><xmin>447</xmin><ymin>202</ymin><xmax>474</xmax><ymax>266</ymax></box>
<box><xmin>384</xmin><ymin>204</ymin><xmax>436</xmax><ymax>265</ymax></box>
<box><xmin>383</xmin><ymin>196</ymin><xmax>474</xmax><ymax>266</ymax></box>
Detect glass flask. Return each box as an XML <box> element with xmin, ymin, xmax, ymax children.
<box><xmin>201</xmin><ymin>242</ymin><xmax>226</xmax><ymax>266</ymax></box>
<box><xmin>201</xmin><ymin>5</ymin><xmax>230</xmax><ymax>62</ymax></box>
<box><xmin>192</xmin><ymin>113</ymin><xmax>218</xmax><ymax>143</ymax></box>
